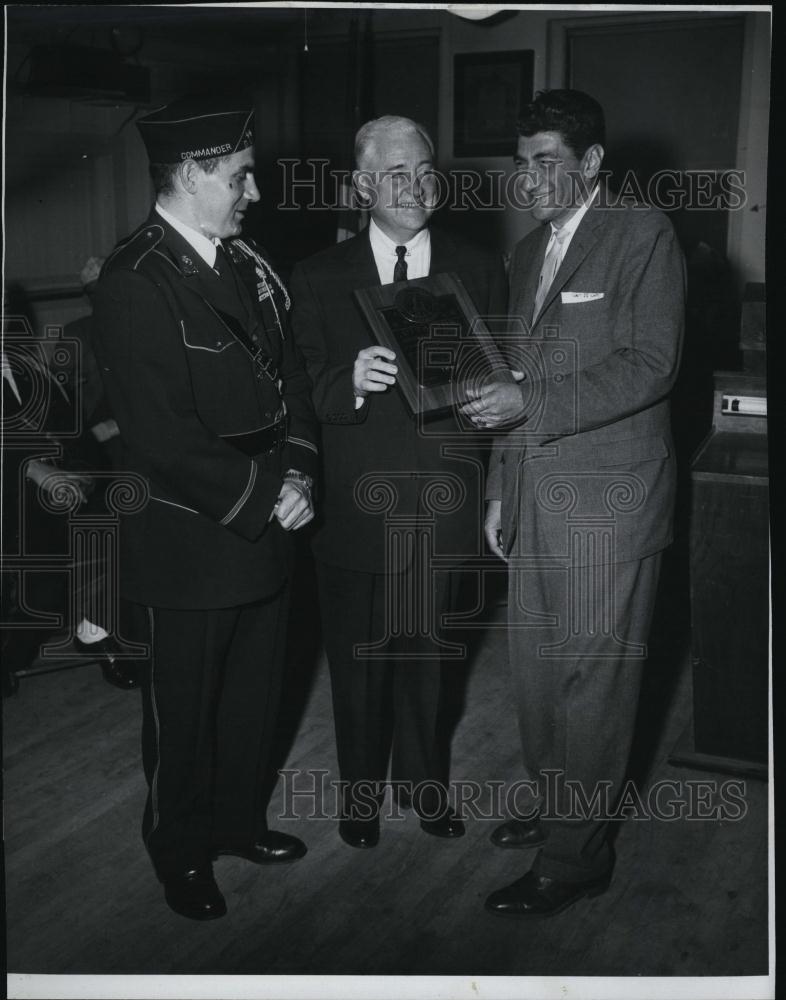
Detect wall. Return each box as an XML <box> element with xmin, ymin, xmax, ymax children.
<box><xmin>3</xmin><ymin>6</ymin><xmax>770</xmax><ymax>334</ymax></box>
<box><xmin>727</xmin><ymin>11</ymin><xmax>770</xmax><ymax>291</ymax></box>
<box><xmin>305</xmin><ymin>7</ymin><xmax>769</xmax><ymax>280</ymax></box>
<box><xmin>436</xmin><ymin>10</ymin><xmax>552</xmax><ymax>252</ymax></box>
<box><xmin>3</xmin><ymin>26</ymin><xmax>285</xmax><ymax>332</ymax></box>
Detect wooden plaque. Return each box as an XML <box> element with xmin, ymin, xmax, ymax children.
<box><xmin>353</xmin><ymin>272</ymin><xmax>512</xmax><ymax>417</ymax></box>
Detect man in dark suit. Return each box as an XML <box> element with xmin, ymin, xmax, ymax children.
<box><xmin>93</xmin><ymin>97</ymin><xmax>319</xmax><ymax>920</ymax></box>
<box><xmin>462</xmin><ymin>90</ymin><xmax>685</xmax><ymax>916</ymax></box>
<box><xmin>290</xmin><ymin>115</ymin><xmax>507</xmax><ymax>849</ymax></box>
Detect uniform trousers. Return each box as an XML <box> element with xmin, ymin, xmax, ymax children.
<box><xmin>129</xmin><ymin>586</ymin><xmax>290</xmax><ymax>879</ymax></box>
<box><xmin>315</xmin><ymin>559</ymin><xmax>457</xmax><ymax>819</ymax></box>
<box><xmin>507</xmin><ymin>551</ymin><xmax>662</xmax><ymax>882</ymax></box>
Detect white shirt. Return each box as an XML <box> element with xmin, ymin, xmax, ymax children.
<box><xmin>155</xmin><ymin>202</ymin><xmax>220</xmax><ymax>268</ymax></box>
<box><xmin>544</xmin><ymin>183</ymin><xmax>600</xmax><ymax>268</ymax></box>
<box><xmin>354</xmin><ymin>222</ymin><xmax>431</xmax><ymax>409</ymax></box>
<box><xmin>368</xmin><ymin>219</ymin><xmax>431</xmax><ymax>285</ymax></box>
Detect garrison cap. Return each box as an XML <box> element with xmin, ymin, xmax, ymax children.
<box><xmin>136</xmin><ymin>96</ymin><xmax>255</xmax><ymax>164</ymax></box>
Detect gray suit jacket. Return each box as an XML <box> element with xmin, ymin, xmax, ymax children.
<box><xmin>487</xmin><ymin>196</ymin><xmax>686</xmax><ymax>565</ymax></box>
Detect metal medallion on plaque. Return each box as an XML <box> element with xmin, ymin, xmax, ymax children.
<box><xmin>354</xmin><ymin>272</ymin><xmax>512</xmax><ymax>416</ymax></box>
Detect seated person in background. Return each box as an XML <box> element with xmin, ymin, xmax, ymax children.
<box><xmin>64</xmin><ymin>256</ymin><xmax>140</xmax><ymax>689</ymax></box>
<box><xmin>2</xmin><ymin>289</ymin><xmax>93</xmax><ymax>693</ymax></box>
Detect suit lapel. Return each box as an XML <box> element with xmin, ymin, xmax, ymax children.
<box><xmin>343</xmin><ymin>227</ymin><xmax>382</xmax><ymax>290</ymax></box>
<box><xmin>533</xmin><ymin>199</ymin><xmax>606</xmax><ymax>324</ymax></box>
<box><xmin>428</xmin><ymin>227</ymin><xmax>454</xmax><ymax>277</ymax></box>
<box><xmin>512</xmin><ymin>226</ymin><xmax>549</xmax><ymax>322</ymax></box>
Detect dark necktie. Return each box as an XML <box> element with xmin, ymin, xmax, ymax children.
<box><xmin>394</xmin><ymin>245</ymin><xmax>408</xmax><ymax>283</ymax></box>
<box><xmin>214</xmin><ymin>242</ymin><xmax>231</xmax><ymax>279</ymax></box>
<box><xmin>214</xmin><ymin>242</ymin><xmax>255</xmax><ymax>324</ymax></box>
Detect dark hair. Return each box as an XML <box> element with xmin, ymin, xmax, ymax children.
<box><xmin>148</xmin><ymin>155</ymin><xmax>223</xmax><ymax>196</ymax></box>
<box><xmin>517</xmin><ymin>89</ymin><xmax>605</xmax><ymax>158</ymax></box>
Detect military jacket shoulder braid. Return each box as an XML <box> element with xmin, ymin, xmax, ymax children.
<box><xmin>93</xmin><ymin>213</ymin><xmax>318</xmax><ymax>609</ymax></box>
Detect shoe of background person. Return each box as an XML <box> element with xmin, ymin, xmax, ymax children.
<box><xmin>74</xmin><ymin>634</ymin><xmax>141</xmax><ymax>690</ymax></box>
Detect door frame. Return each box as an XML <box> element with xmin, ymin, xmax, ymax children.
<box><xmin>546</xmin><ymin>10</ymin><xmax>768</xmax><ymax>293</ymax></box>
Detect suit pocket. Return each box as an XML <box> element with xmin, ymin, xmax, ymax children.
<box><xmin>591</xmin><ymin>435</ymin><xmax>669</xmax><ymax>468</ymax></box>
<box><xmin>181</xmin><ymin>319</ymin><xmax>238</xmax><ymax>354</ymax></box>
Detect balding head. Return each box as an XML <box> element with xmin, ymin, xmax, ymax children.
<box><xmin>354</xmin><ymin>115</ymin><xmax>435</xmax><ymax>172</ymax></box>
<box><xmin>352</xmin><ymin>115</ymin><xmax>437</xmax><ymax>244</ymax></box>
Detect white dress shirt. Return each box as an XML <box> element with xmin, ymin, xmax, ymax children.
<box><xmin>543</xmin><ymin>182</ymin><xmax>600</xmax><ymax>270</ymax></box>
<box><xmin>155</xmin><ymin>202</ymin><xmax>220</xmax><ymax>268</ymax></box>
<box><xmin>368</xmin><ymin>219</ymin><xmax>431</xmax><ymax>284</ymax></box>
<box><xmin>355</xmin><ymin>221</ymin><xmax>432</xmax><ymax>409</ymax></box>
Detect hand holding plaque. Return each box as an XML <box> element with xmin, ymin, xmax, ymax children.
<box><xmin>353</xmin><ymin>346</ymin><xmax>398</xmax><ymax>397</ymax></box>
<box><xmin>354</xmin><ymin>272</ymin><xmax>513</xmax><ymax>417</ymax></box>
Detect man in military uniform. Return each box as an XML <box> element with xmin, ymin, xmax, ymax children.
<box><xmin>93</xmin><ymin>97</ymin><xmax>318</xmax><ymax>920</ymax></box>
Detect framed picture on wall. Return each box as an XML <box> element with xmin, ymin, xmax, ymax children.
<box><xmin>453</xmin><ymin>50</ymin><xmax>534</xmax><ymax>157</ymax></box>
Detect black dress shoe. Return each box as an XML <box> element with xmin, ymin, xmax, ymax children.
<box><xmin>74</xmin><ymin>636</ymin><xmax>141</xmax><ymax>690</ymax></box>
<box><xmin>339</xmin><ymin>817</ymin><xmax>380</xmax><ymax>848</ymax></box>
<box><xmin>420</xmin><ymin>810</ymin><xmax>465</xmax><ymax>839</ymax></box>
<box><xmin>213</xmin><ymin>830</ymin><xmax>307</xmax><ymax>864</ymax></box>
<box><xmin>163</xmin><ymin>866</ymin><xmax>227</xmax><ymax>921</ymax></box>
<box><xmin>485</xmin><ymin>869</ymin><xmax>611</xmax><ymax>918</ymax></box>
<box><xmin>490</xmin><ymin>817</ymin><xmax>546</xmax><ymax>849</ymax></box>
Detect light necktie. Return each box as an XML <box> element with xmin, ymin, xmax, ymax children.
<box><xmin>532</xmin><ymin>226</ymin><xmax>569</xmax><ymax>320</ymax></box>
<box><xmin>394</xmin><ymin>245</ymin><xmax>408</xmax><ymax>283</ymax></box>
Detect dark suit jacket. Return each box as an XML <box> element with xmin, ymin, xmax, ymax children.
<box><xmin>93</xmin><ymin>210</ymin><xmax>318</xmax><ymax>609</ymax></box>
<box><xmin>290</xmin><ymin>226</ymin><xmax>507</xmax><ymax>574</ymax></box>
<box><xmin>487</xmin><ymin>196</ymin><xmax>685</xmax><ymax>565</ymax></box>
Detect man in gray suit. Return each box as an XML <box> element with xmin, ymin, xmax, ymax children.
<box><xmin>462</xmin><ymin>90</ymin><xmax>685</xmax><ymax>916</ymax></box>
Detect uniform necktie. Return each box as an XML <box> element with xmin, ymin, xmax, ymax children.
<box><xmin>214</xmin><ymin>242</ymin><xmax>230</xmax><ymax>279</ymax></box>
<box><xmin>214</xmin><ymin>241</ymin><xmax>255</xmax><ymax>325</ymax></box>
<box><xmin>394</xmin><ymin>245</ymin><xmax>408</xmax><ymax>283</ymax></box>
<box><xmin>532</xmin><ymin>225</ymin><xmax>570</xmax><ymax>320</ymax></box>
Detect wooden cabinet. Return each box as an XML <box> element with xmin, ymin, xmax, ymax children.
<box><xmin>671</xmin><ymin>374</ymin><xmax>769</xmax><ymax>776</ymax></box>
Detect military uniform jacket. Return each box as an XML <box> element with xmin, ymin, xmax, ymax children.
<box><xmin>486</xmin><ymin>196</ymin><xmax>686</xmax><ymax>566</ymax></box>
<box><xmin>289</xmin><ymin>226</ymin><xmax>507</xmax><ymax>574</ymax></box>
<box><xmin>93</xmin><ymin>210</ymin><xmax>318</xmax><ymax>609</ymax></box>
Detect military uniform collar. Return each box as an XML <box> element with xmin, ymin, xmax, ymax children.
<box><xmin>155</xmin><ymin>202</ymin><xmax>220</xmax><ymax>270</ymax></box>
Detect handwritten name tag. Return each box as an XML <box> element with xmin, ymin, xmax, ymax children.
<box><xmin>561</xmin><ymin>291</ymin><xmax>605</xmax><ymax>303</ymax></box>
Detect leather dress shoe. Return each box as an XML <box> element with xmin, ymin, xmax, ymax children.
<box><xmin>485</xmin><ymin>869</ymin><xmax>611</xmax><ymax>918</ymax></box>
<box><xmin>163</xmin><ymin>866</ymin><xmax>227</xmax><ymax>921</ymax></box>
<box><xmin>420</xmin><ymin>809</ymin><xmax>465</xmax><ymax>839</ymax></box>
<box><xmin>213</xmin><ymin>830</ymin><xmax>306</xmax><ymax>864</ymax></box>
<box><xmin>490</xmin><ymin>817</ymin><xmax>546</xmax><ymax>849</ymax></box>
<box><xmin>74</xmin><ymin>635</ymin><xmax>141</xmax><ymax>690</ymax></box>
<box><xmin>339</xmin><ymin>817</ymin><xmax>380</xmax><ymax>848</ymax></box>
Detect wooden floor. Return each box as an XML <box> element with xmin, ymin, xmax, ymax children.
<box><xmin>3</xmin><ymin>554</ymin><xmax>770</xmax><ymax>984</ymax></box>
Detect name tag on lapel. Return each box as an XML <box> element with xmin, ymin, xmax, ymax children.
<box><xmin>561</xmin><ymin>291</ymin><xmax>604</xmax><ymax>303</ymax></box>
